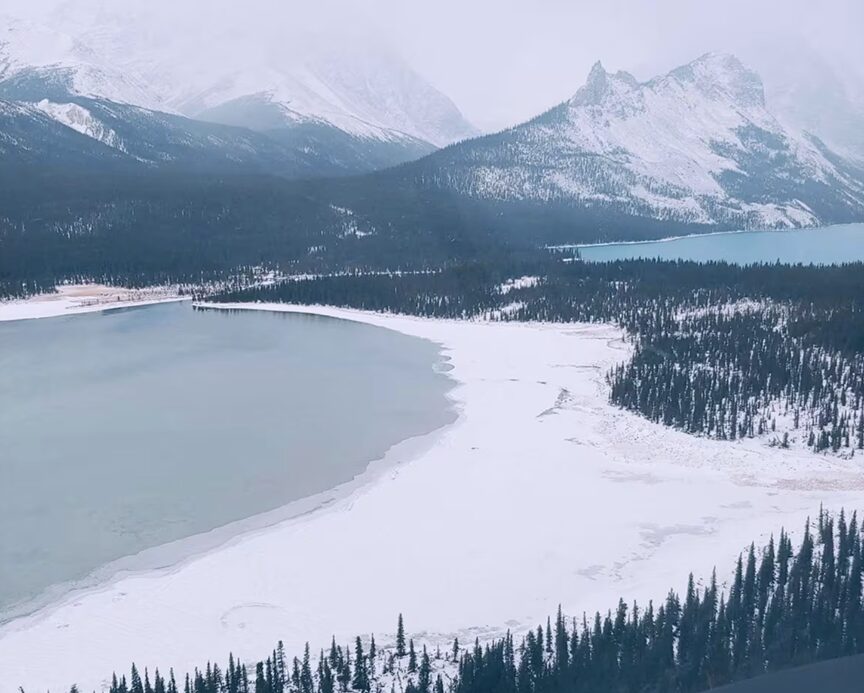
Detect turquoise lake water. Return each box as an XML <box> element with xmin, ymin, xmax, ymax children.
<box><xmin>0</xmin><ymin>303</ymin><xmax>453</xmax><ymax>618</ymax></box>
<box><xmin>577</xmin><ymin>223</ymin><xmax>864</xmax><ymax>265</ymax></box>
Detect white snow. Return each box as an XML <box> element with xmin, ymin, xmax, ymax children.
<box><xmin>32</xmin><ymin>99</ymin><xmax>126</xmax><ymax>150</ymax></box>
<box><xmin>0</xmin><ymin>16</ymin><xmax>170</xmax><ymax>112</ymax></box>
<box><xmin>1</xmin><ymin>304</ymin><xmax>862</xmax><ymax>693</ymax></box>
<box><xmin>557</xmin><ymin>53</ymin><xmax>830</xmax><ymax>198</ymax></box>
<box><xmin>0</xmin><ymin>284</ymin><xmax>185</xmax><ymax>322</ymax></box>
<box><xmin>498</xmin><ymin>276</ymin><xmax>540</xmax><ymax>294</ymax></box>
<box><xmin>459</xmin><ymin>53</ymin><xmax>864</xmax><ymax>229</ymax></box>
<box><xmin>331</xmin><ymin>205</ymin><xmax>376</xmax><ymax>238</ymax></box>
<box><xmin>178</xmin><ymin>49</ymin><xmax>476</xmax><ymax>146</ymax></box>
<box><xmin>0</xmin><ymin>12</ymin><xmax>477</xmax><ymax>147</ymax></box>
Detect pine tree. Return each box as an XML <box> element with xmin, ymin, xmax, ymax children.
<box><xmin>300</xmin><ymin>644</ymin><xmax>314</xmax><ymax>693</ymax></box>
<box><xmin>319</xmin><ymin>658</ymin><xmax>334</xmax><ymax>693</ymax></box>
<box><xmin>337</xmin><ymin>659</ymin><xmax>351</xmax><ymax>693</ymax></box>
<box><xmin>254</xmin><ymin>663</ymin><xmax>267</xmax><ymax>693</ymax></box>
<box><xmin>352</xmin><ymin>638</ymin><xmax>370</xmax><ymax>693</ymax></box>
<box><xmin>397</xmin><ymin>615</ymin><xmax>407</xmax><ymax>657</ymax></box>
<box><xmin>418</xmin><ymin>647</ymin><xmax>431</xmax><ymax>693</ymax></box>
<box><xmin>408</xmin><ymin>639</ymin><xmax>417</xmax><ymax>673</ymax></box>
<box><xmin>131</xmin><ymin>664</ymin><xmax>144</xmax><ymax>693</ymax></box>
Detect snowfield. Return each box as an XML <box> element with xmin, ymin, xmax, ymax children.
<box><xmin>2</xmin><ymin>303</ymin><xmax>863</xmax><ymax>693</ymax></box>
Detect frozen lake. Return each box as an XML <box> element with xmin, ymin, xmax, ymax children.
<box><xmin>576</xmin><ymin>223</ymin><xmax>864</xmax><ymax>265</ymax></box>
<box><xmin>0</xmin><ymin>302</ymin><xmax>453</xmax><ymax>619</ymax></box>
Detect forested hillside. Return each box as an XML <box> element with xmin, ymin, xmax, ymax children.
<box><xmin>213</xmin><ymin>259</ymin><xmax>864</xmax><ymax>456</ymax></box>
<box><xmin>62</xmin><ymin>508</ymin><xmax>864</xmax><ymax>693</ymax></box>
<box><xmin>0</xmin><ymin>163</ymin><xmax>712</xmax><ymax>300</ymax></box>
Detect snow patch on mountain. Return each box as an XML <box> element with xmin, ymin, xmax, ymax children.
<box><xmin>331</xmin><ymin>204</ymin><xmax>376</xmax><ymax>238</ymax></box>
<box><xmin>32</xmin><ymin>99</ymin><xmax>125</xmax><ymax>151</ymax></box>
<box><xmin>0</xmin><ymin>16</ymin><xmax>168</xmax><ymax>111</ymax></box>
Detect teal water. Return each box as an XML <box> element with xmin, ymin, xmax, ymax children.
<box><xmin>577</xmin><ymin>223</ymin><xmax>864</xmax><ymax>265</ymax></box>
<box><xmin>0</xmin><ymin>303</ymin><xmax>453</xmax><ymax>617</ymax></box>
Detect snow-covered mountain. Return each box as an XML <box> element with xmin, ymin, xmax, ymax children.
<box><xmin>182</xmin><ymin>44</ymin><xmax>478</xmax><ymax>148</ymax></box>
<box><xmin>0</xmin><ymin>11</ymin><xmax>477</xmax><ymax>174</ymax></box>
<box><xmin>0</xmin><ymin>97</ymin><xmax>128</xmax><ymax>166</ymax></box>
<box><xmin>0</xmin><ymin>89</ymin><xmax>359</xmax><ymax>178</ymax></box>
<box><xmin>413</xmin><ymin>53</ymin><xmax>864</xmax><ymax>230</ymax></box>
<box><xmin>0</xmin><ymin>17</ymin><xmax>168</xmax><ymax>111</ymax></box>
<box><xmin>746</xmin><ymin>43</ymin><xmax>864</xmax><ymax>163</ymax></box>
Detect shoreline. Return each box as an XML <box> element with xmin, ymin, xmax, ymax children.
<box><xmin>0</xmin><ymin>304</ymin><xmax>460</xmax><ymax>629</ymax></box>
<box><xmin>548</xmin><ymin>220</ymin><xmax>863</xmax><ymax>251</ymax></box>
<box><xmin>0</xmin><ymin>397</ymin><xmax>459</xmax><ymax>629</ymax></box>
<box><xmin>0</xmin><ymin>284</ymin><xmax>188</xmax><ymax>322</ymax></box>
<box><xmin>2</xmin><ymin>303</ymin><xmax>863</xmax><ymax>693</ymax></box>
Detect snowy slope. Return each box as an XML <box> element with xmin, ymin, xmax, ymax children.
<box><xmin>418</xmin><ymin>53</ymin><xmax>864</xmax><ymax>230</ymax></box>
<box><xmin>0</xmin><ymin>93</ymin><xmax>357</xmax><ymax>177</ymax></box>
<box><xmin>0</xmin><ymin>12</ymin><xmax>476</xmax><ymax>152</ymax></box>
<box><xmin>31</xmin><ymin>99</ymin><xmax>125</xmax><ymax>151</ymax></box>
<box><xmin>0</xmin><ymin>16</ymin><xmax>444</xmax><ymax>176</ymax></box>
<box><xmin>0</xmin><ymin>97</ymin><xmax>130</xmax><ymax>166</ymax></box>
<box><xmin>0</xmin><ymin>17</ymin><xmax>168</xmax><ymax>111</ymax></box>
<box><xmin>746</xmin><ymin>43</ymin><xmax>864</xmax><ymax>162</ymax></box>
<box><xmin>185</xmin><ymin>45</ymin><xmax>478</xmax><ymax>147</ymax></box>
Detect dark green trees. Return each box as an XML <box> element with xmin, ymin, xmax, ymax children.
<box><xmin>396</xmin><ymin>615</ymin><xmax>407</xmax><ymax>658</ymax></box>
<box><xmin>101</xmin><ymin>508</ymin><xmax>864</xmax><ymax>693</ymax></box>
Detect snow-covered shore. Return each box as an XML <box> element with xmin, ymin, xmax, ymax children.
<box><xmin>0</xmin><ymin>284</ymin><xmax>186</xmax><ymax>322</ymax></box>
<box><xmin>3</xmin><ymin>303</ymin><xmax>863</xmax><ymax>693</ymax></box>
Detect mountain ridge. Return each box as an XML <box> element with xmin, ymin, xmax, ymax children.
<box><xmin>4</xmin><ymin>50</ymin><xmax>864</xmax><ymax>293</ymax></box>
<box><xmin>397</xmin><ymin>52</ymin><xmax>864</xmax><ymax>231</ymax></box>
<box><xmin>0</xmin><ymin>13</ymin><xmax>477</xmax><ymax>149</ymax></box>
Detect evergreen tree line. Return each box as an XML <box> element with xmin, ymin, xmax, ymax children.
<box><xmin>69</xmin><ymin>508</ymin><xmax>864</xmax><ymax>693</ymax></box>
<box><xmin>212</xmin><ymin>259</ymin><xmax>864</xmax><ymax>454</ymax></box>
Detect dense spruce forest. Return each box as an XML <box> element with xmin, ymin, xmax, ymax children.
<box><xmin>57</xmin><ymin>508</ymin><xmax>864</xmax><ymax>693</ymax></box>
<box><xmin>212</xmin><ymin>259</ymin><xmax>864</xmax><ymax>455</ymax></box>
<box><xmin>0</xmin><ymin>162</ymin><xmax>714</xmax><ymax>300</ymax></box>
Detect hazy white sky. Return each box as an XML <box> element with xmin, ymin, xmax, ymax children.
<box><xmin>6</xmin><ymin>0</ymin><xmax>864</xmax><ymax>130</ymax></box>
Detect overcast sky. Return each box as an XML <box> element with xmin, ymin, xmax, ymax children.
<box><xmin>6</xmin><ymin>0</ymin><xmax>864</xmax><ymax>130</ymax></box>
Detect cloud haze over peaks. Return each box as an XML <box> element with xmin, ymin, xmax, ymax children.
<box><xmin>3</xmin><ymin>0</ymin><xmax>862</xmax><ymax>131</ymax></box>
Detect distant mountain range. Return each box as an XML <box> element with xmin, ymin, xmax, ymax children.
<box><xmin>3</xmin><ymin>42</ymin><xmax>864</xmax><ymax>290</ymax></box>
<box><xmin>396</xmin><ymin>52</ymin><xmax>864</xmax><ymax>231</ymax></box>
<box><xmin>282</xmin><ymin>52</ymin><xmax>864</xmax><ymax>251</ymax></box>
<box><xmin>0</xmin><ymin>14</ymin><xmax>476</xmax><ymax>176</ymax></box>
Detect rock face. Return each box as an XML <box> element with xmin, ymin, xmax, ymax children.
<box><xmin>411</xmin><ymin>53</ymin><xmax>864</xmax><ymax>230</ymax></box>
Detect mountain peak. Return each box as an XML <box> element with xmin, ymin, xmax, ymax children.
<box><xmin>668</xmin><ymin>51</ymin><xmax>765</xmax><ymax>107</ymax></box>
<box><xmin>571</xmin><ymin>60</ymin><xmax>639</xmax><ymax>107</ymax></box>
<box><xmin>431</xmin><ymin>51</ymin><xmax>863</xmax><ymax>232</ymax></box>
<box><xmin>587</xmin><ymin>60</ymin><xmax>607</xmax><ymax>82</ymax></box>
<box><xmin>0</xmin><ymin>11</ymin><xmax>477</xmax><ymax>148</ymax></box>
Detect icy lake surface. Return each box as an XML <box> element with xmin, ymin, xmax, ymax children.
<box><xmin>578</xmin><ymin>223</ymin><xmax>864</xmax><ymax>264</ymax></box>
<box><xmin>0</xmin><ymin>302</ymin><xmax>453</xmax><ymax>617</ymax></box>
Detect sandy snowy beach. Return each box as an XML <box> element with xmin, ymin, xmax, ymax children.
<box><xmin>2</xmin><ymin>302</ymin><xmax>864</xmax><ymax>693</ymax></box>
<box><xmin>0</xmin><ymin>284</ymin><xmax>186</xmax><ymax>322</ymax></box>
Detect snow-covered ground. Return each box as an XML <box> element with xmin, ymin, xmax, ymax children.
<box><xmin>2</xmin><ymin>303</ymin><xmax>863</xmax><ymax>693</ymax></box>
<box><xmin>0</xmin><ymin>284</ymin><xmax>185</xmax><ymax>322</ymax></box>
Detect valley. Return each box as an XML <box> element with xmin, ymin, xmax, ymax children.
<box><xmin>3</xmin><ymin>304</ymin><xmax>861</xmax><ymax>693</ymax></box>
<box><xmin>2</xmin><ymin>3</ymin><xmax>864</xmax><ymax>692</ymax></box>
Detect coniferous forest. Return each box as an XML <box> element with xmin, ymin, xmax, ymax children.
<box><xmin>51</xmin><ymin>508</ymin><xmax>864</xmax><ymax>693</ymax></box>
<box><xmin>212</xmin><ymin>258</ymin><xmax>864</xmax><ymax>455</ymax></box>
